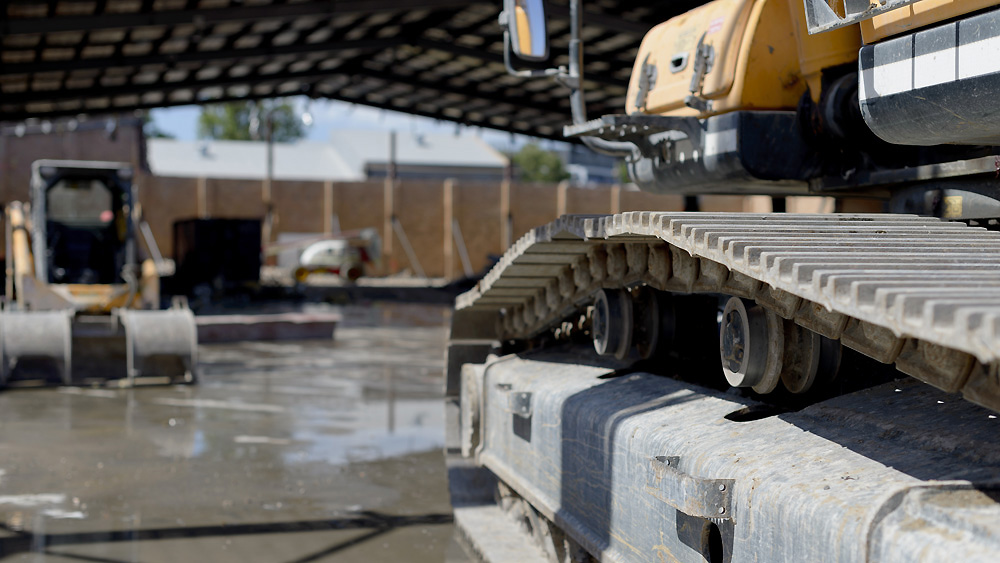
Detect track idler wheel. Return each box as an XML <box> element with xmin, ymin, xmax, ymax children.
<box><xmin>720</xmin><ymin>297</ymin><xmax>841</xmax><ymax>395</ymax></box>
<box><xmin>593</xmin><ymin>289</ymin><xmax>633</xmax><ymax>360</ymax></box>
<box><xmin>633</xmin><ymin>287</ymin><xmax>674</xmax><ymax>361</ymax></box>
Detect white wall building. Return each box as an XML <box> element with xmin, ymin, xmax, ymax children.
<box><xmin>147</xmin><ymin>130</ymin><xmax>509</xmax><ymax>183</ymax></box>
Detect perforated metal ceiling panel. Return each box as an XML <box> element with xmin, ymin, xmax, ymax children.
<box><xmin>1</xmin><ymin>1</ymin><xmax>699</xmax><ymax>139</ymax></box>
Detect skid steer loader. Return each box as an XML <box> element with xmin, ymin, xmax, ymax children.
<box><xmin>1</xmin><ymin>160</ymin><xmax>197</xmax><ymax>387</ymax></box>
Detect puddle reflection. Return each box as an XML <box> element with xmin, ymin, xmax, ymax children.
<box><xmin>288</xmin><ymin>398</ymin><xmax>445</xmax><ymax>466</ymax></box>
<box><xmin>0</xmin><ymin>304</ymin><xmax>459</xmax><ymax>562</ymax></box>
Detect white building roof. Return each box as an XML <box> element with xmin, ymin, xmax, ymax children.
<box><xmin>147</xmin><ymin>131</ymin><xmax>509</xmax><ymax>181</ymax></box>
<box><xmin>146</xmin><ymin>138</ymin><xmax>362</xmax><ymax>181</ymax></box>
<box><xmin>327</xmin><ymin>130</ymin><xmax>509</xmax><ymax>177</ymax></box>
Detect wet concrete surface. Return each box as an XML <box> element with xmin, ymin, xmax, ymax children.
<box><xmin>0</xmin><ymin>303</ymin><xmax>469</xmax><ymax>562</ymax></box>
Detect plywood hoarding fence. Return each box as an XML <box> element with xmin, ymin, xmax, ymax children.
<box><xmin>134</xmin><ymin>175</ymin><xmax>831</xmax><ymax>280</ymax></box>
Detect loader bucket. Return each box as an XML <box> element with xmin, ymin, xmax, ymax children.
<box><xmin>71</xmin><ymin>315</ymin><xmax>129</xmax><ymax>384</ymax></box>
<box><xmin>0</xmin><ymin>310</ymin><xmax>73</xmax><ymax>386</ymax></box>
<box><xmin>119</xmin><ymin>308</ymin><xmax>198</xmax><ymax>385</ymax></box>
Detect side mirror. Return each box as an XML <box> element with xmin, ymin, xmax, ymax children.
<box><xmin>503</xmin><ymin>0</ymin><xmax>548</xmax><ymax>61</ymax></box>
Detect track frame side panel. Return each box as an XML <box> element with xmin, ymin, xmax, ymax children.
<box><xmin>470</xmin><ymin>353</ymin><xmax>1000</xmax><ymax>562</ymax></box>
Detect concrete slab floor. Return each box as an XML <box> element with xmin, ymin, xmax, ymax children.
<box><xmin>0</xmin><ymin>303</ymin><xmax>470</xmax><ymax>562</ymax></box>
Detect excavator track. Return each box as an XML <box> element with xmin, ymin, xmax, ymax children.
<box><xmin>454</xmin><ymin>212</ymin><xmax>1000</xmax><ymax>412</ymax></box>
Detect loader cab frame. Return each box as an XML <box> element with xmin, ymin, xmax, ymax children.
<box><xmin>30</xmin><ymin>161</ymin><xmax>137</xmax><ymax>286</ymax></box>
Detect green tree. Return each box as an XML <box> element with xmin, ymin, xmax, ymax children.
<box><xmin>197</xmin><ymin>100</ymin><xmax>306</xmax><ymax>142</ymax></box>
<box><xmin>512</xmin><ymin>143</ymin><xmax>570</xmax><ymax>183</ymax></box>
<box><xmin>616</xmin><ymin>161</ymin><xmax>631</xmax><ymax>184</ymax></box>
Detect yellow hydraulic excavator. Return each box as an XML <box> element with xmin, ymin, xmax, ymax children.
<box><xmin>3</xmin><ymin>160</ymin><xmax>197</xmax><ymax>387</ymax></box>
<box><xmin>448</xmin><ymin>1</ymin><xmax>1000</xmax><ymax>561</ymax></box>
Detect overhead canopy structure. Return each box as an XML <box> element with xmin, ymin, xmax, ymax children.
<box><xmin>1</xmin><ymin>1</ymin><xmax>698</xmax><ymax>140</ymax></box>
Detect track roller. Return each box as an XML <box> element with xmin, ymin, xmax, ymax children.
<box><xmin>593</xmin><ymin>287</ymin><xmax>710</xmax><ymax>365</ymax></box>
<box><xmin>780</xmin><ymin>322</ymin><xmax>842</xmax><ymax>394</ymax></box>
<box><xmin>633</xmin><ymin>287</ymin><xmax>674</xmax><ymax>361</ymax></box>
<box><xmin>593</xmin><ymin>289</ymin><xmax>633</xmax><ymax>360</ymax></box>
<box><xmin>720</xmin><ymin>298</ymin><xmax>781</xmax><ymax>392</ymax></box>
<box><xmin>720</xmin><ymin>297</ymin><xmax>841</xmax><ymax>395</ymax></box>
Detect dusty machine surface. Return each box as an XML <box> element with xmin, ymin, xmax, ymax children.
<box><xmin>2</xmin><ymin>160</ymin><xmax>197</xmax><ymax>387</ymax></box>
<box><xmin>447</xmin><ymin>1</ymin><xmax>1000</xmax><ymax>561</ymax></box>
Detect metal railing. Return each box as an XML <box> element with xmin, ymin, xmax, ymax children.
<box><xmin>803</xmin><ymin>0</ymin><xmax>923</xmax><ymax>34</ymax></box>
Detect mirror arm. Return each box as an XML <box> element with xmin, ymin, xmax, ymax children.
<box><xmin>500</xmin><ymin>1</ymin><xmax>636</xmax><ymax>158</ymax></box>
<box><xmin>565</xmin><ymin>0</ymin><xmax>637</xmax><ymax>158</ymax></box>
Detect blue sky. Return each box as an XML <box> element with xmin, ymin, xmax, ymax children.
<box><xmin>150</xmin><ymin>97</ymin><xmax>563</xmax><ymax>153</ymax></box>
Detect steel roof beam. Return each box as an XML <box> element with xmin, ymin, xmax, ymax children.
<box><xmin>0</xmin><ymin>88</ymin><xmax>568</xmax><ymax>141</ymax></box>
<box><xmin>0</xmin><ymin>29</ymin><xmax>408</xmax><ymax>75</ymax></box>
<box><xmin>1</xmin><ymin>0</ymin><xmax>484</xmax><ymax>36</ymax></box>
<box><xmin>0</xmin><ymin>0</ymin><xmax>649</xmax><ymax>138</ymax></box>
<box><xmin>1</xmin><ymin>56</ymin><xmax>571</xmax><ymax>117</ymax></box>
<box><xmin>409</xmin><ymin>39</ymin><xmax>625</xmax><ymax>89</ymax></box>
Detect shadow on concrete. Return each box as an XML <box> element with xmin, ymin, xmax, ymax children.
<box><xmin>0</xmin><ymin>511</ymin><xmax>453</xmax><ymax>561</ymax></box>
<box><xmin>300</xmin><ymin>284</ymin><xmax>460</xmax><ymax>305</ymax></box>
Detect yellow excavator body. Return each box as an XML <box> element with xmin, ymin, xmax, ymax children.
<box><xmin>625</xmin><ymin>0</ymin><xmax>860</xmax><ymax>117</ymax></box>
<box><xmin>451</xmin><ymin>1</ymin><xmax>1000</xmax><ymax>561</ymax></box>
<box><xmin>861</xmin><ymin>0</ymin><xmax>1000</xmax><ymax>42</ymax></box>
